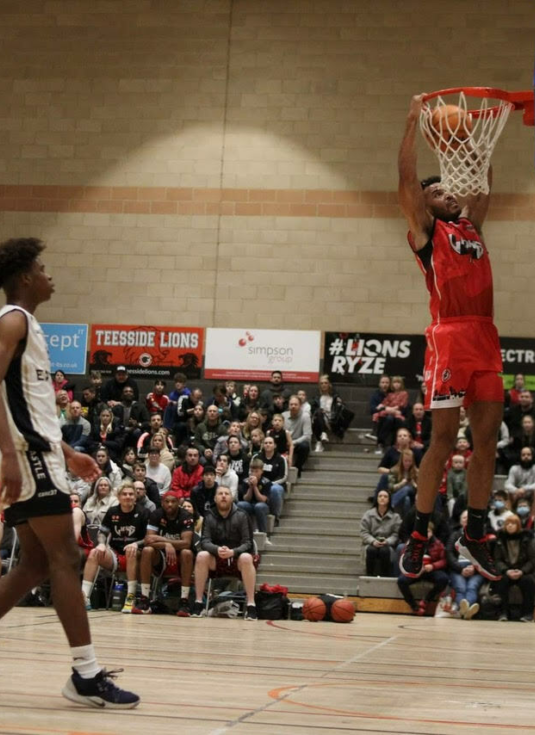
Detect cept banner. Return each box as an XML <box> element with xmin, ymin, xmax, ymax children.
<box><xmin>41</xmin><ymin>323</ymin><xmax>88</xmax><ymax>375</ymax></box>
<box><xmin>204</xmin><ymin>328</ymin><xmax>321</xmax><ymax>382</ymax></box>
<box><xmin>323</xmin><ymin>332</ymin><xmax>426</xmax><ymax>388</ymax></box>
<box><xmin>89</xmin><ymin>324</ymin><xmax>203</xmax><ymax>379</ymax></box>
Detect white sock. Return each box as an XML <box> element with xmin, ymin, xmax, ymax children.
<box><xmin>141</xmin><ymin>583</ymin><xmax>150</xmax><ymax>598</ymax></box>
<box><xmin>127</xmin><ymin>581</ymin><xmax>137</xmax><ymax>595</ymax></box>
<box><xmin>71</xmin><ymin>643</ymin><xmax>101</xmax><ymax>679</ymax></box>
<box><xmin>81</xmin><ymin>580</ymin><xmax>93</xmax><ymax>599</ymax></box>
<box><xmin>181</xmin><ymin>586</ymin><xmax>190</xmax><ymax>600</ymax></box>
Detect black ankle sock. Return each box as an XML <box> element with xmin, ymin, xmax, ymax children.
<box><xmin>467</xmin><ymin>507</ymin><xmax>486</xmax><ymax>539</ymax></box>
<box><xmin>414</xmin><ymin>511</ymin><xmax>431</xmax><ymax>537</ymax></box>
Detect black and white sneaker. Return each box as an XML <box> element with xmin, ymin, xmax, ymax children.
<box><xmin>244</xmin><ymin>605</ymin><xmax>258</xmax><ymax>621</ymax></box>
<box><xmin>190</xmin><ymin>601</ymin><xmax>206</xmax><ymax>618</ymax></box>
<box><xmin>399</xmin><ymin>531</ymin><xmax>427</xmax><ymax>578</ymax></box>
<box><xmin>176</xmin><ymin>598</ymin><xmax>191</xmax><ymax>617</ymax></box>
<box><xmin>62</xmin><ymin>668</ymin><xmax>140</xmax><ymax>709</ymax></box>
<box><xmin>455</xmin><ymin>532</ymin><xmax>501</xmax><ymax>582</ymax></box>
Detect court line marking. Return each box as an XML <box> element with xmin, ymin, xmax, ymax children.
<box><xmin>207</xmin><ymin>633</ymin><xmax>397</xmax><ymax>735</ymax></box>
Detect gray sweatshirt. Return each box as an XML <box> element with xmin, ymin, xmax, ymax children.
<box><xmin>282</xmin><ymin>410</ymin><xmax>312</xmax><ymax>446</ymax></box>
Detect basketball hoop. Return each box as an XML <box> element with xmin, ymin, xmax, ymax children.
<box><xmin>420</xmin><ymin>87</ymin><xmax>535</xmax><ymax>197</ymax></box>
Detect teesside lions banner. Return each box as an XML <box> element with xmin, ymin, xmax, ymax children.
<box><xmin>89</xmin><ymin>324</ymin><xmax>203</xmax><ymax>379</ymax></box>
<box><xmin>204</xmin><ymin>328</ymin><xmax>321</xmax><ymax>382</ymax></box>
<box><xmin>323</xmin><ymin>332</ymin><xmax>426</xmax><ymax>388</ymax></box>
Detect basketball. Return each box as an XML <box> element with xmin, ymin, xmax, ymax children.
<box><xmin>331</xmin><ymin>599</ymin><xmax>355</xmax><ymax>623</ymax></box>
<box><xmin>428</xmin><ymin>104</ymin><xmax>472</xmax><ymax>152</ymax></box>
<box><xmin>303</xmin><ymin>597</ymin><xmax>327</xmax><ymax>622</ymax></box>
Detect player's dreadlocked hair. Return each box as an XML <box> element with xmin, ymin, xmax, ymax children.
<box><xmin>0</xmin><ymin>238</ymin><xmax>45</xmax><ymax>289</ymax></box>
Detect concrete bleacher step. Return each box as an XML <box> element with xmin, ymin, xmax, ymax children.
<box><xmin>277</xmin><ymin>519</ymin><xmax>361</xmax><ymax>533</ymax></box>
<box><xmin>299</xmin><ymin>470</ymin><xmax>376</xmax><ymax>485</ymax></box>
<box><xmin>260</xmin><ymin>554</ymin><xmax>359</xmax><ymax>575</ymax></box>
<box><xmin>283</xmin><ymin>507</ymin><xmax>364</xmax><ymax>520</ymax></box>
<box><xmin>271</xmin><ymin>535</ymin><xmax>363</xmax><ymax>554</ymax></box>
<box><xmin>255</xmin><ymin>572</ymin><xmax>358</xmax><ymax>596</ymax></box>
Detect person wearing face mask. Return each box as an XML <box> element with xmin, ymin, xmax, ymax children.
<box><xmin>504</xmin><ymin>446</ymin><xmax>535</xmax><ymax>504</ymax></box>
<box><xmin>514</xmin><ymin>497</ymin><xmax>534</xmax><ymax>531</ymax></box>
<box><xmin>487</xmin><ymin>490</ymin><xmax>513</xmax><ymax>533</ymax></box>
<box><xmin>493</xmin><ymin>514</ymin><xmax>535</xmax><ymax>622</ymax></box>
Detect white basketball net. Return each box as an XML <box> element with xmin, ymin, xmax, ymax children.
<box><xmin>420</xmin><ymin>91</ymin><xmax>514</xmax><ymax>196</ymax></box>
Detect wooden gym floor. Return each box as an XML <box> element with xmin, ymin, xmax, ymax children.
<box><xmin>1</xmin><ymin>609</ymin><xmax>535</xmax><ymax>735</ymax></box>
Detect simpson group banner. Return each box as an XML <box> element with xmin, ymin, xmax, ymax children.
<box><xmin>323</xmin><ymin>332</ymin><xmax>426</xmax><ymax>388</ymax></box>
<box><xmin>204</xmin><ymin>328</ymin><xmax>321</xmax><ymax>382</ymax></box>
<box><xmin>42</xmin><ymin>323</ymin><xmax>88</xmax><ymax>375</ymax></box>
<box><xmin>89</xmin><ymin>325</ymin><xmax>203</xmax><ymax>379</ymax></box>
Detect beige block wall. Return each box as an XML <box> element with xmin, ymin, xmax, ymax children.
<box><xmin>0</xmin><ymin>0</ymin><xmax>534</xmax><ymax>336</ymax></box>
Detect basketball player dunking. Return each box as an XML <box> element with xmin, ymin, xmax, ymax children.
<box><xmin>0</xmin><ymin>238</ymin><xmax>139</xmax><ymax>708</ymax></box>
<box><xmin>398</xmin><ymin>95</ymin><xmax>503</xmax><ymax>581</ymax></box>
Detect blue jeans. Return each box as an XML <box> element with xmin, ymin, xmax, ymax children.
<box><xmin>237</xmin><ymin>501</ymin><xmax>269</xmax><ymax>532</ymax></box>
<box><xmin>391</xmin><ymin>484</ymin><xmax>415</xmax><ymax>516</ymax></box>
<box><xmin>269</xmin><ymin>483</ymin><xmax>284</xmax><ymax>519</ymax></box>
<box><xmin>450</xmin><ymin>571</ymin><xmax>484</xmax><ymax>606</ymax></box>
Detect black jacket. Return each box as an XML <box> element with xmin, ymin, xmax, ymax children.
<box><xmin>112</xmin><ymin>401</ymin><xmax>150</xmax><ymax>427</ymax></box>
<box><xmin>494</xmin><ymin>530</ymin><xmax>535</xmax><ymax>575</ymax></box>
<box><xmin>101</xmin><ymin>376</ymin><xmax>139</xmax><ymax>403</ymax></box>
<box><xmin>200</xmin><ymin>504</ymin><xmax>253</xmax><ymax>557</ymax></box>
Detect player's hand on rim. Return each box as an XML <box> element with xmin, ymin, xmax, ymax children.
<box><xmin>0</xmin><ymin>452</ymin><xmax>23</xmax><ymax>505</ymax></box>
<box><xmin>409</xmin><ymin>93</ymin><xmax>427</xmax><ymax>119</ymax></box>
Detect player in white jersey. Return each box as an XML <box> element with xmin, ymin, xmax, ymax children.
<box><xmin>0</xmin><ymin>238</ymin><xmax>140</xmax><ymax>709</ymax></box>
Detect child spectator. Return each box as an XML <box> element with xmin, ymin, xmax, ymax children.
<box><xmin>397</xmin><ymin>522</ymin><xmax>448</xmax><ymax>615</ymax></box>
<box><xmin>226</xmin><ymin>436</ymin><xmax>250</xmax><ymax>490</ymax></box>
<box><xmin>53</xmin><ymin>369</ymin><xmax>74</xmax><ymax>401</ymax></box>
<box><xmin>378</xmin><ymin>428</ymin><xmax>422</xmax><ymax>474</ymax></box>
<box><xmin>93</xmin><ymin>446</ymin><xmax>122</xmax><ymax>490</ymax></box>
<box><xmin>215</xmin><ymin>454</ymin><xmax>239</xmax><ymax>500</ymax></box>
<box><xmin>360</xmin><ymin>489</ymin><xmax>401</xmax><ymax>577</ymax></box>
<box><xmin>486</xmin><ymin>490</ymin><xmax>513</xmax><ymax>533</ymax></box>
<box><xmin>513</xmin><ymin>496</ymin><xmax>533</xmax><ymax>530</ymax></box>
<box><xmin>446</xmin><ymin>509</ymin><xmax>484</xmax><ymax>619</ymax></box>
<box><xmin>249</xmin><ymin>428</ymin><xmax>265</xmax><ymax>457</ymax></box>
<box><xmin>446</xmin><ymin>454</ymin><xmax>468</xmax><ymax>516</ymax></box>
<box><xmin>404</xmin><ymin>402</ymin><xmax>431</xmax><ymax>453</ymax></box>
<box><xmin>366</xmin><ymin>374</ymin><xmax>391</xmax><ymax>442</ymax></box>
<box><xmin>191</xmin><ymin>465</ymin><xmax>218</xmax><ymax>518</ymax></box>
<box><xmin>268</xmin><ymin>413</ymin><xmax>294</xmax><ymax>468</ymax></box>
<box><xmin>296</xmin><ymin>389</ymin><xmax>311</xmax><ymax>416</ymax></box>
<box><xmin>163</xmin><ymin>372</ymin><xmax>191</xmax><ymax>431</ymax></box>
<box><xmin>146</xmin><ymin>379</ymin><xmax>169</xmax><ymax>416</ymax></box>
<box><xmin>238</xmin><ymin>458</ymin><xmax>272</xmax><ymax>535</ymax></box>
<box><xmin>372</xmin><ymin>375</ymin><xmax>409</xmax><ymax>450</ymax></box>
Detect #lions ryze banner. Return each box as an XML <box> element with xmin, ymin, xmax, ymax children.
<box><xmin>204</xmin><ymin>328</ymin><xmax>321</xmax><ymax>382</ymax></box>
<box><xmin>323</xmin><ymin>332</ymin><xmax>426</xmax><ymax>388</ymax></box>
<box><xmin>89</xmin><ymin>324</ymin><xmax>203</xmax><ymax>379</ymax></box>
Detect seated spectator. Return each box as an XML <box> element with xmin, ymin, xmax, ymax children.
<box><xmin>366</xmin><ymin>374</ymin><xmax>391</xmax><ymax>442</ymax></box>
<box><xmin>91</xmin><ymin>407</ymin><xmax>124</xmax><ymax>460</ymax></box>
<box><xmin>66</xmin><ymin>470</ymin><xmax>92</xmax><ymax>504</ymax></box>
<box><xmin>81</xmin><ymin>483</ymin><xmax>148</xmax><ymax>613</ymax></box>
<box><xmin>93</xmin><ymin>446</ymin><xmax>123</xmax><ymax>490</ymax></box>
<box><xmin>267</xmin><ymin>413</ymin><xmax>294</xmax><ymax>467</ymax></box>
<box><xmin>173</xmin><ymin>387</ymin><xmax>203</xmax><ymax>445</ymax></box>
<box><xmin>239</xmin><ymin>384</ymin><xmax>261</xmax><ymax>421</ymax></box>
<box><xmin>83</xmin><ymin>476</ymin><xmax>117</xmax><ymax>525</ymax></box>
<box><xmin>191</xmin><ymin>465</ymin><xmax>218</xmax><ymax>518</ymax></box>
<box><xmin>207</xmin><ymin>382</ymin><xmax>234</xmax><ymax>422</ymax></box>
<box><xmin>507</xmin><ymin>389</ymin><xmax>535</xmax><ymax>435</ymax></box>
<box><xmin>253</xmin><ymin>435</ymin><xmax>287</xmax><ymax>525</ymax></box>
<box><xmin>61</xmin><ymin>400</ymin><xmax>92</xmax><ymax>453</ymax></box>
<box><xmin>378</xmin><ymin>428</ymin><xmax>422</xmax><ymax>474</ymax></box>
<box><xmin>149</xmin><ymin>431</ymin><xmax>175</xmax><ymax>473</ymax></box>
<box><xmin>496</xmin><ymin>420</ymin><xmax>513</xmax><ymax>474</ymax></box>
<box><xmin>194</xmin><ymin>405</ymin><xmax>227</xmax><ymax>463</ymax></box>
<box><xmin>283</xmin><ymin>395</ymin><xmax>312</xmax><ymax>477</ymax></box>
<box><xmin>504</xmin><ymin>446</ymin><xmax>535</xmax><ymax>504</ymax></box>
<box><xmin>397</xmin><ymin>523</ymin><xmax>448</xmax><ymax>615</ymax></box>
<box><xmin>260</xmin><ymin>370</ymin><xmax>291</xmax><ymax>412</ymax></box>
<box><xmin>514</xmin><ymin>496</ymin><xmax>534</xmax><ymax>530</ymax></box>
<box><xmin>120</xmin><ymin>447</ymin><xmax>138</xmax><ymax>480</ymax></box>
<box><xmin>171</xmin><ymin>446</ymin><xmax>204</xmax><ymax>499</ymax></box>
<box><xmin>80</xmin><ymin>384</ymin><xmax>105</xmax><ymax>425</ymax></box>
<box><xmin>387</xmin><ymin>449</ymin><xmax>418</xmax><ymax>517</ymax></box>
<box><xmin>486</xmin><ymin>490</ymin><xmax>513</xmax><ymax>533</ymax></box>
<box><xmin>133</xmin><ymin>492</ymin><xmax>194</xmax><ymax>616</ymax></box>
<box><xmin>272</xmin><ymin>393</ymin><xmax>288</xmax><ymax>417</ymax></box>
<box><xmin>505</xmin><ymin>373</ymin><xmax>525</xmax><ymax>413</ymax></box>
<box><xmin>227</xmin><ymin>436</ymin><xmax>250</xmax><ymax>489</ymax></box>
<box><xmin>137</xmin><ymin>413</ymin><xmax>173</xmax><ymax>457</ymax></box>
<box><xmin>52</xmin><ymin>369</ymin><xmax>74</xmax><ymax>401</ymax></box>
<box><xmin>493</xmin><ymin>514</ymin><xmax>535</xmax><ymax>622</ymax></box>
<box><xmin>56</xmin><ymin>389</ymin><xmax>70</xmax><ymax>424</ymax></box>
<box><xmin>180</xmin><ymin>498</ymin><xmax>203</xmax><ymax>536</ymax></box>
<box><xmin>297</xmin><ymin>389</ymin><xmax>311</xmax><ymax>416</ymax></box>
<box><xmin>242</xmin><ymin>411</ymin><xmax>263</xmax><ymax>442</ymax></box>
<box><xmin>215</xmin><ymin>454</ymin><xmax>239</xmax><ymax>500</ymax></box>
<box><xmin>101</xmin><ymin>365</ymin><xmax>139</xmax><ymax>407</ymax></box>
<box><xmin>238</xmin><ymin>458</ymin><xmax>273</xmax><ymax>536</ymax></box>
<box><xmin>134</xmin><ymin>479</ymin><xmax>156</xmax><ymax>514</ymax></box>
<box><xmin>145</xmin><ymin>447</ymin><xmax>172</xmax><ymax>495</ymax></box>
<box><xmin>146</xmin><ymin>379</ymin><xmax>170</xmax><ymax>417</ymax></box>
<box><xmin>191</xmin><ymin>485</ymin><xmax>257</xmax><ymax>620</ymax></box>
<box><xmin>113</xmin><ymin>385</ymin><xmax>150</xmax><ymax>448</ymax></box>
<box><xmin>213</xmin><ymin>420</ymin><xmax>249</xmax><ymax>462</ymax></box>
<box><xmin>310</xmin><ymin>375</ymin><xmax>342</xmax><ymax>453</ymax></box>
<box><xmin>373</xmin><ymin>375</ymin><xmax>409</xmax><ymax>451</ymax></box>
<box><xmin>132</xmin><ymin>461</ymin><xmax>161</xmax><ymax>508</ymax></box>
<box><xmin>360</xmin><ymin>489</ymin><xmax>401</xmax><ymax>577</ymax></box>
<box><xmin>163</xmin><ymin>372</ymin><xmax>191</xmax><ymax>431</ymax></box>
<box><xmin>510</xmin><ymin>415</ymin><xmax>535</xmax><ymax>465</ymax></box>
<box><xmin>89</xmin><ymin>369</ymin><xmax>104</xmax><ymax>400</ymax></box>
<box><xmin>404</xmin><ymin>402</ymin><xmax>431</xmax><ymax>453</ymax></box>
<box><xmin>248</xmin><ymin>428</ymin><xmax>265</xmax><ymax>457</ymax></box>
<box><xmin>456</xmin><ymin>405</ymin><xmax>470</xmax><ymax>441</ymax></box>
<box><xmin>71</xmin><ymin>493</ymin><xmax>94</xmax><ymax>565</ymax></box>
<box><xmin>446</xmin><ymin>454</ymin><xmax>468</xmax><ymax>517</ymax></box>
<box><xmin>446</xmin><ymin>510</ymin><xmax>484</xmax><ymax>619</ymax></box>
<box><xmin>225</xmin><ymin>380</ymin><xmax>241</xmax><ymax>415</ymax></box>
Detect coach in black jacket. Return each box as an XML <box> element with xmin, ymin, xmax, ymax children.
<box><xmin>191</xmin><ymin>485</ymin><xmax>258</xmax><ymax>619</ymax></box>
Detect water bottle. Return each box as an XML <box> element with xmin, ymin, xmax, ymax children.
<box><xmin>111</xmin><ymin>582</ymin><xmax>126</xmax><ymax>612</ymax></box>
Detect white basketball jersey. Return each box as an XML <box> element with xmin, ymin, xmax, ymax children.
<box><xmin>0</xmin><ymin>304</ymin><xmax>62</xmax><ymax>452</ymax></box>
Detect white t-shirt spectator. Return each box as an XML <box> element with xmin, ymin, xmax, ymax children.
<box><xmin>145</xmin><ymin>461</ymin><xmax>172</xmax><ymax>495</ymax></box>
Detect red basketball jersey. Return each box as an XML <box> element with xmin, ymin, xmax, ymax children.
<box><xmin>408</xmin><ymin>217</ymin><xmax>494</xmax><ymax>321</ymax></box>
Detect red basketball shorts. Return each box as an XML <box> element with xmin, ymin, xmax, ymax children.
<box><xmin>423</xmin><ymin>317</ymin><xmax>504</xmax><ymax>410</ymax></box>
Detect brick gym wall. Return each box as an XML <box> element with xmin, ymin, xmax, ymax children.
<box><xmin>0</xmin><ymin>0</ymin><xmax>533</xmax><ymax>336</ymax></box>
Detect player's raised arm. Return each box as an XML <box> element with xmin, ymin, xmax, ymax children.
<box><xmin>459</xmin><ymin>166</ymin><xmax>492</xmax><ymax>235</ymax></box>
<box><xmin>398</xmin><ymin>94</ymin><xmax>434</xmax><ymax>250</ymax></box>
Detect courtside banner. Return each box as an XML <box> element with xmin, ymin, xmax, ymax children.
<box><xmin>323</xmin><ymin>332</ymin><xmax>426</xmax><ymax>388</ymax></box>
<box><xmin>500</xmin><ymin>337</ymin><xmax>535</xmax><ymax>389</ymax></box>
<box><xmin>204</xmin><ymin>328</ymin><xmax>321</xmax><ymax>382</ymax></box>
<box><xmin>42</xmin><ymin>323</ymin><xmax>88</xmax><ymax>375</ymax></box>
<box><xmin>89</xmin><ymin>324</ymin><xmax>203</xmax><ymax>379</ymax></box>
